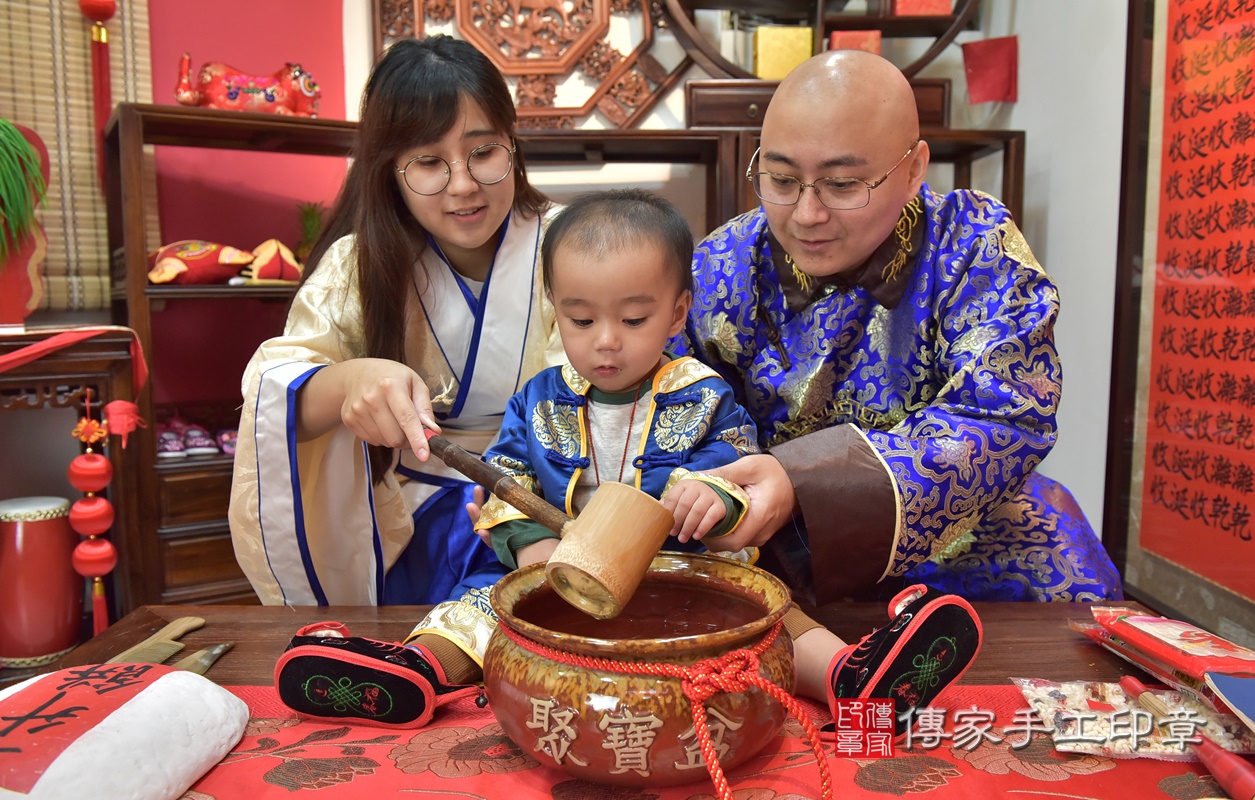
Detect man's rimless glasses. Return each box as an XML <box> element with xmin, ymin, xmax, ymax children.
<box><xmin>746</xmin><ymin>142</ymin><xmax>919</xmax><ymax>210</ymax></box>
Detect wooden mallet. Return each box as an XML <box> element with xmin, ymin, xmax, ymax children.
<box><xmin>425</xmin><ymin>432</ymin><xmax>674</xmax><ymax>619</ymax></box>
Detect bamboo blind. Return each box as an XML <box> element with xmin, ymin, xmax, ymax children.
<box><xmin>0</xmin><ymin>0</ymin><xmax>156</xmax><ymax>311</ymax></box>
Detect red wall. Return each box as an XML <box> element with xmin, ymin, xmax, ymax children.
<box><xmin>146</xmin><ymin>0</ymin><xmax>349</xmax><ymax>408</ymax></box>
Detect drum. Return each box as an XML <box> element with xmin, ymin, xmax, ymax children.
<box><xmin>0</xmin><ymin>496</ymin><xmax>83</xmax><ymax>667</ymax></box>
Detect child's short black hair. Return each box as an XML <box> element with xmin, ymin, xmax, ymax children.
<box><xmin>541</xmin><ymin>188</ymin><xmax>694</xmax><ymax>294</ymax></box>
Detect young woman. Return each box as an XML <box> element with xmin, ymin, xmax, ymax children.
<box><xmin>229</xmin><ymin>36</ymin><xmax>564</xmax><ymax>607</ymax></box>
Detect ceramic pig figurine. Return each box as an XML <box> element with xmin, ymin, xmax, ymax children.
<box><xmin>175</xmin><ymin>53</ymin><xmax>320</xmax><ymax>117</ymax></box>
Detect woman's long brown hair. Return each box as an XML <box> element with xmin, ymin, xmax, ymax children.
<box><xmin>303</xmin><ymin>36</ymin><xmax>549</xmax><ymax>481</ymax></box>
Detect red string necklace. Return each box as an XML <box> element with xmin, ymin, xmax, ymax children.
<box><xmin>586</xmin><ymin>381</ymin><xmax>643</xmax><ymax>485</ymax></box>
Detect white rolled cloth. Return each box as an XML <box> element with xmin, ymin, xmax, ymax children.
<box><xmin>0</xmin><ymin>663</ymin><xmax>248</xmax><ymax>799</ymax></box>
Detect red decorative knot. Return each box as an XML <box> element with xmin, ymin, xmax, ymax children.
<box><xmin>77</xmin><ymin>0</ymin><xmax>116</xmax><ymax>23</ymax></box>
<box><xmin>72</xmin><ymin>417</ymin><xmax>109</xmax><ymax>445</ymax></box>
<box><xmin>70</xmin><ymin>496</ymin><xmax>114</xmax><ymax>536</ymax></box>
<box><xmin>72</xmin><ymin>536</ymin><xmax>117</xmax><ymax>578</ymax></box>
<box><xmin>67</xmin><ymin>452</ymin><xmax>113</xmax><ymax>494</ymax></box>
<box><xmin>681</xmin><ymin>650</ymin><xmax>760</xmax><ymax>702</ymax></box>
<box><xmin>499</xmin><ymin>621</ymin><xmax>834</xmax><ymax>800</ymax></box>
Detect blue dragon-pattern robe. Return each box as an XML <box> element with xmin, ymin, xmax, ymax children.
<box><xmin>672</xmin><ymin>187</ymin><xmax>1122</xmax><ymax>603</ymax></box>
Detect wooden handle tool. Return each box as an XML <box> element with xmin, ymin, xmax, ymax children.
<box><xmin>425</xmin><ymin>433</ymin><xmax>573</xmax><ymax>534</ymax></box>
<box><xmin>173</xmin><ymin>641</ymin><xmax>233</xmax><ymax>675</ymax></box>
<box><xmin>105</xmin><ymin>616</ymin><xmax>206</xmax><ymax>664</ymax></box>
<box><xmin>425</xmin><ymin>432</ymin><xmax>674</xmax><ymax>619</ymax></box>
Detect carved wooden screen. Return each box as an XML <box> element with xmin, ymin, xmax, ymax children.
<box><xmin>372</xmin><ymin>0</ymin><xmax>692</xmax><ymax>128</ymax></box>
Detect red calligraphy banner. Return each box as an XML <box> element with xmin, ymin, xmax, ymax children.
<box><xmin>1139</xmin><ymin>0</ymin><xmax>1255</xmax><ymax>602</ymax></box>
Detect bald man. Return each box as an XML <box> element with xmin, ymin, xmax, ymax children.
<box><xmin>671</xmin><ymin>51</ymin><xmax>1122</xmax><ymax>604</ymax></box>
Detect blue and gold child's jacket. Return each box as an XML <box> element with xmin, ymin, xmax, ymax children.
<box><xmin>475</xmin><ymin>357</ymin><xmax>759</xmax><ymax>545</ymax></box>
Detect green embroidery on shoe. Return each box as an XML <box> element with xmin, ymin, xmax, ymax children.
<box><xmin>891</xmin><ymin>635</ymin><xmax>958</xmax><ymax>708</ymax></box>
<box><xmin>304</xmin><ymin>675</ymin><xmax>394</xmax><ymax>717</ymax></box>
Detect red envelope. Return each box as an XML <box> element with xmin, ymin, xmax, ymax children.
<box><xmin>827</xmin><ymin>30</ymin><xmax>882</xmax><ymax>55</ymax></box>
<box><xmin>961</xmin><ymin>35</ymin><xmax>1018</xmax><ymax>103</ymax></box>
<box><xmin>892</xmin><ymin>0</ymin><xmax>951</xmax><ymax>14</ymax></box>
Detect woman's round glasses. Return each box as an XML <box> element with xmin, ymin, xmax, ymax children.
<box><xmin>397</xmin><ymin>143</ymin><xmax>516</xmax><ymax>196</ymax></box>
<box><xmin>746</xmin><ymin>142</ymin><xmax>918</xmax><ymax>210</ymax></box>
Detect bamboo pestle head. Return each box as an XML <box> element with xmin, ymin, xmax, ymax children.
<box><xmin>545</xmin><ymin>481</ymin><xmax>675</xmax><ymax>619</ymax></box>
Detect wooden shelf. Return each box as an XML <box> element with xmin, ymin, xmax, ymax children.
<box><xmin>143</xmin><ymin>285</ymin><xmax>299</xmax><ymax>301</ymax></box>
<box><xmin>107</xmin><ymin>284</ymin><xmax>300</xmax><ymax>302</ymax></box>
<box><xmin>154</xmin><ymin>455</ymin><xmax>234</xmax><ymax>476</ymax></box>
<box><xmin>681</xmin><ymin>0</ymin><xmax>811</xmax><ymax>20</ymax></box>
<box><xmin>821</xmin><ymin>13</ymin><xmax>978</xmax><ymax>39</ymax></box>
<box><xmin>103</xmin><ymin>103</ymin><xmax>334</xmax><ymax>612</ymax></box>
<box><xmin>521</xmin><ymin>128</ymin><xmax>732</xmax><ymax>163</ymax></box>
<box><xmin>104</xmin><ymin>103</ymin><xmax>356</xmax><ymax>156</ymax></box>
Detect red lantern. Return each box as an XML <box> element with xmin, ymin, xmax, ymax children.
<box><xmin>72</xmin><ymin>535</ymin><xmax>118</xmax><ymax>577</ymax></box>
<box><xmin>67</xmin><ymin>452</ymin><xmax>113</xmax><ymax>493</ymax></box>
<box><xmin>69</xmin><ymin>496</ymin><xmax>114</xmax><ymax>536</ymax></box>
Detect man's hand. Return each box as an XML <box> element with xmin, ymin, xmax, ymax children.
<box><xmin>661</xmin><ymin>480</ymin><xmax>725</xmax><ymax>543</ymax></box>
<box><xmin>698</xmin><ymin>454</ymin><xmax>796</xmax><ymax>552</ymax></box>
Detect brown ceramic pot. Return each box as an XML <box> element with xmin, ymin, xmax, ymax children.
<box><xmin>484</xmin><ymin>551</ymin><xmax>794</xmax><ymax>787</ymax></box>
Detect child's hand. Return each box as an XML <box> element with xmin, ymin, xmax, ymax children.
<box><xmin>662</xmin><ymin>480</ymin><xmax>725</xmax><ymax>543</ymax></box>
<box><xmin>465</xmin><ymin>486</ymin><xmax>491</xmax><ymax>545</ymax></box>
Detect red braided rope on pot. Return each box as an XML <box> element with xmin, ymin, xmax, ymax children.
<box><xmin>497</xmin><ymin>621</ymin><xmax>833</xmax><ymax>800</ymax></box>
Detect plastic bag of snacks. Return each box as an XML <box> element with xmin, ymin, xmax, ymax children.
<box><xmin>1011</xmin><ymin>677</ymin><xmax>1255</xmax><ymax>761</ymax></box>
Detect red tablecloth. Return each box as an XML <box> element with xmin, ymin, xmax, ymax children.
<box><xmin>190</xmin><ymin>684</ymin><xmax>1226</xmax><ymax>799</ymax></box>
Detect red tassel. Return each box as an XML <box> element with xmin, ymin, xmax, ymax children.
<box><xmin>92</xmin><ymin>577</ymin><xmax>109</xmax><ymax>636</ymax></box>
<box><xmin>80</xmin><ymin>0</ymin><xmax>118</xmax><ymax>190</ymax></box>
<box><xmin>89</xmin><ymin>23</ymin><xmax>111</xmax><ymax>189</ymax></box>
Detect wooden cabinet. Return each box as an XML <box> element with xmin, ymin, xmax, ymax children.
<box><xmin>103</xmin><ymin>103</ymin><xmax>357</xmax><ymax>612</ymax></box>
<box><xmin>103</xmin><ymin>103</ymin><xmax>740</xmax><ymax>612</ymax></box>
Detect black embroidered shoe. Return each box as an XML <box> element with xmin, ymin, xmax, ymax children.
<box><xmin>827</xmin><ymin>584</ymin><xmax>983</xmax><ymax>737</ymax></box>
<box><xmin>274</xmin><ymin>621</ymin><xmax>480</xmax><ymax>729</ymax></box>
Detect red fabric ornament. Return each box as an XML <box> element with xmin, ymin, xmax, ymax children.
<box><xmin>103</xmin><ymin>399</ymin><xmax>145</xmax><ymax>449</ymax></box>
<box><xmin>78</xmin><ymin>0</ymin><xmax>117</xmax><ymax>189</ymax></box>
<box><xmin>67</xmin><ymin>452</ymin><xmax>113</xmax><ymax>493</ymax></box>
<box><xmin>70</xmin><ymin>496</ymin><xmax>115</xmax><ymax>537</ymax></box>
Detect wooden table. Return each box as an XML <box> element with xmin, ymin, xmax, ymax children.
<box><xmin>41</xmin><ymin>601</ymin><xmax>1148</xmax><ymax>686</ymax></box>
<box><xmin>19</xmin><ymin>601</ymin><xmax>1222</xmax><ymax>800</ymax></box>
